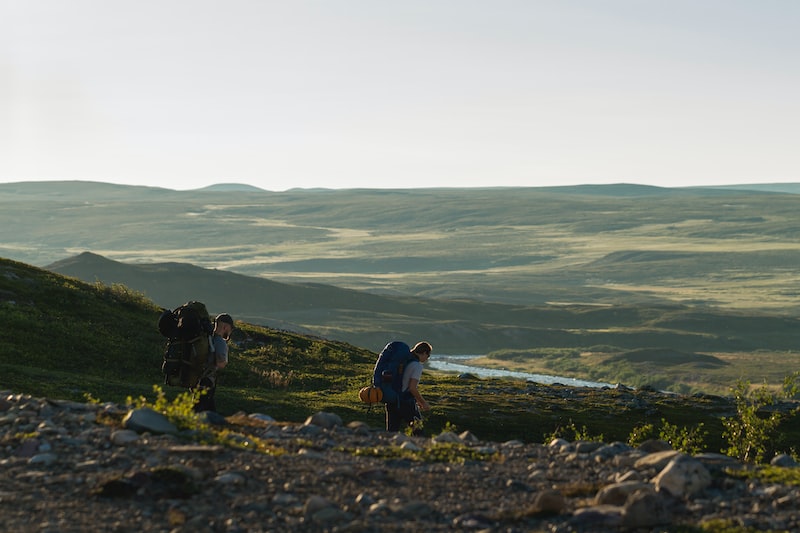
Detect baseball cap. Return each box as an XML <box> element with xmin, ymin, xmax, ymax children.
<box><xmin>215</xmin><ymin>313</ymin><xmax>234</xmax><ymax>326</ymax></box>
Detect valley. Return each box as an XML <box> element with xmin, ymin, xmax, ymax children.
<box><xmin>2</xmin><ymin>181</ymin><xmax>800</xmax><ymax>395</ymax></box>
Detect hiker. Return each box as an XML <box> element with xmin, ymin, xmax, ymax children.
<box><xmin>194</xmin><ymin>313</ymin><xmax>234</xmax><ymax>412</ymax></box>
<box><xmin>386</xmin><ymin>341</ymin><xmax>432</xmax><ymax>434</ymax></box>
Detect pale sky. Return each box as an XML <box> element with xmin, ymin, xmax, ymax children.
<box><xmin>2</xmin><ymin>1</ymin><xmax>799</xmax><ymax>191</ymax></box>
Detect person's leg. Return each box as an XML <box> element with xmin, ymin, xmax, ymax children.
<box><xmin>193</xmin><ymin>377</ymin><xmax>217</xmax><ymax>412</ymax></box>
<box><xmin>385</xmin><ymin>402</ymin><xmax>402</xmax><ymax>431</ymax></box>
<box><xmin>399</xmin><ymin>400</ymin><xmax>421</xmax><ymax>435</ymax></box>
<box><xmin>408</xmin><ymin>404</ymin><xmax>424</xmax><ymax>436</ymax></box>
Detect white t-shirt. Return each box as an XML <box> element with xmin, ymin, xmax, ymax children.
<box><xmin>211</xmin><ymin>335</ymin><xmax>229</xmax><ymax>365</ymax></box>
<box><xmin>401</xmin><ymin>359</ymin><xmax>423</xmax><ymax>392</ymax></box>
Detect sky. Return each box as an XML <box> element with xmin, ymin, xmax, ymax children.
<box><xmin>2</xmin><ymin>1</ymin><xmax>799</xmax><ymax>191</ymax></box>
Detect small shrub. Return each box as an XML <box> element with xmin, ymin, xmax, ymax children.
<box><xmin>127</xmin><ymin>385</ymin><xmax>206</xmax><ymax>431</ymax></box>
<box><xmin>721</xmin><ymin>379</ymin><xmax>785</xmax><ymax>463</ymax></box>
<box><xmin>441</xmin><ymin>421</ymin><xmax>459</xmax><ymax>434</ymax></box>
<box><xmin>659</xmin><ymin>419</ymin><xmax>707</xmax><ymax>455</ymax></box>
<box><xmin>627</xmin><ymin>422</ymin><xmax>657</xmax><ymax>447</ymax></box>
<box><xmin>546</xmin><ymin>420</ymin><xmax>604</xmax><ymax>443</ymax></box>
<box><xmin>627</xmin><ymin>419</ymin><xmax>707</xmax><ymax>455</ymax></box>
<box><xmin>405</xmin><ymin>417</ymin><xmax>425</xmax><ymax>437</ymax></box>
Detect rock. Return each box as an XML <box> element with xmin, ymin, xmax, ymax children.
<box><xmin>28</xmin><ymin>452</ymin><xmax>57</xmax><ymax>465</ymax></box>
<box><xmin>310</xmin><ymin>506</ymin><xmax>349</xmax><ymax>525</ymax></box>
<box><xmin>575</xmin><ymin>440</ymin><xmax>603</xmax><ymax>454</ymax></box>
<box><xmin>531</xmin><ymin>489</ymin><xmax>565</xmax><ymax>514</ymax></box>
<box><xmin>459</xmin><ymin>430</ymin><xmax>480</xmax><ymax>443</ymax></box>
<box><xmin>570</xmin><ymin>505</ymin><xmax>624</xmax><ymax>528</ymax></box>
<box><xmin>652</xmin><ymin>456</ymin><xmax>712</xmax><ymax>497</ymax></box>
<box><xmin>592</xmin><ymin>441</ymin><xmax>633</xmax><ymax>459</ymax></box>
<box><xmin>197</xmin><ymin>410</ymin><xmax>227</xmax><ymax>426</ymax></box>
<box><xmin>215</xmin><ymin>472</ymin><xmax>246</xmax><ymax>485</ymax></box>
<box><xmin>298</xmin><ymin>424</ymin><xmax>323</xmax><ymax>436</ymax></box>
<box><xmin>347</xmin><ymin>420</ymin><xmax>371</xmax><ymax>435</ymax></box>
<box><xmin>249</xmin><ymin>413</ymin><xmax>275</xmax><ymax>422</ymax></box>
<box><xmin>432</xmin><ymin>431</ymin><xmax>461</xmax><ymax>444</ymax></box>
<box><xmin>595</xmin><ymin>481</ymin><xmax>653</xmax><ymax>506</ymax></box>
<box><xmin>305</xmin><ymin>411</ymin><xmax>342</xmax><ymax>429</ymax></box>
<box><xmin>14</xmin><ymin>438</ymin><xmax>39</xmax><ymax>457</ymax></box>
<box><xmin>614</xmin><ymin>470</ymin><xmax>644</xmax><ymax>483</ymax></box>
<box><xmin>298</xmin><ymin>448</ymin><xmax>326</xmax><ymax>459</ymax></box>
<box><xmin>305</xmin><ymin>495</ymin><xmax>334</xmax><ymax>516</ymax></box>
<box><xmin>398</xmin><ymin>501</ymin><xmax>435</xmax><ymax>517</ymax></box>
<box><xmin>452</xmin><ymin>513</ymin><xmax>495</xmax><ymax>529</ymax></box>
<box><xmin>548</xmin><ymin>438</ymin><xmax>571</xmax><ymax>452</ymax></box>
<box><xmin>634</xmin><ymin>449</ymin><xmax>683</xmax><ymax>470</ymax></box>
<box><xmin>110</xmin><ymin>429</ymin><xmax>140</xmax><ymax>445</ymax></box>
<box><xmin>771</xmin><ymin>454</ymin><xmax>798</xmax><ymax>467</ymax></box>
<box><xmin>506</xmin><ymin>479</ymin><xmax>532</xmax><ymax>492</ymax></box>
<box><xmin>272</xmin><ymin>493</ymin><xmax>299</xmax><ymax>506</ymax></box>
<box><xmin>390</xmin><ymin>433</ymin><xmax>411</xmax><ymax>445</ymax></box>
<box><xmin>354</xmin><ymin>493</ymin><xmax>375</xmax><ymax>507</ymax></box>
<box><xmin>122</xmin><ymin>407</ymin><xmax>178</xmax><ymax>435</ymax></box>
<box><xmin>622</xmin><ymin>489</ymin><xmax>674</xmax><ymax>527</ymax></box>
<box><xmin>400</xmin><ymin>441</ymin><xmax>421</xmax><ymax>451</ymax></box>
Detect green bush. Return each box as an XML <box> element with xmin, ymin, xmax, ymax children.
<box><xmin>627</xmin><ymin>418</ymin><xmax>707</xmax><ymax>455</ymax></box>
<box><xmin>721</xmin><ymin>374</ymin><xmax>799</xmax><ymax>463</ymax></box>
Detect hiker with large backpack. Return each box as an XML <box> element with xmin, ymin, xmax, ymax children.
<box><xmin>370</xmin><ymin>341</ymin><xmax>433</xmax><ymax>434</ymax></box>
<box><xmin>158</xmin><ymin>302</ymin><xmax>235</xmax><ymax>412</ymax></box>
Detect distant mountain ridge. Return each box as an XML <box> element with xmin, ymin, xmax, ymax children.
<box><xmin>197</xmin><ymin>183</ymin><xmax>268</xmax><ymax>192</ymax></box>
<box><xmin>4</xmin><ymin>179</ymin><xmax>798</xmax><ymax>196</ymax></box>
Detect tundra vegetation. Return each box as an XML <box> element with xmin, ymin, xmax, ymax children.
<box><xmin>2</xmin><ymin>182</ymin><xmax>800</xmax><ymax>467</ymax></box>
<box><xmin>1</xmin><ymin>257</ymin><xmax>798</xmax><ymax>467</ymax></box>
<box><xmin>4</xmin><ymin>183</ymin><xmax>800</xmax><ymax>397</ymax></box>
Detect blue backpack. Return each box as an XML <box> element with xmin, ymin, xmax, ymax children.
<box><xmin>372</xmin><ymin>341</ymin><xmax>417</xmax><ymax>406</ymax></box>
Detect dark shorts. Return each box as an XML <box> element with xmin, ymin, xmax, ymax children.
<box><xmin>385</xmin><ymin>398</ymin><xmax>420</xmax><ymax>432</ymax></box>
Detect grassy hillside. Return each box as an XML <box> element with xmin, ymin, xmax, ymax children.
<box><xmin>0</xmin><ymin>256</ymin><xmax>377</xmax><ymax>422</ymax></box>
<box><xmin>3</xmin><ymin>256</ymin><xmax>800</xmax><ymax>457</ymax></box>
<box><xmin>45</xmin><ymin>251</ymin><xmax>800</xmax><ymax>395</ymax></box>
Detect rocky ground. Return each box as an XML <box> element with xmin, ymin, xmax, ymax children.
<box><xmin>2</xmin><ymin>390</ymin><xmax>800</xmax><ymax>533</ymax></box>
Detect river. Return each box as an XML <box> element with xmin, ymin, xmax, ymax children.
<box><xmin>428</xmin><ymin>355</ymin><xmax>615</xmax><ymax>389</ymax></box>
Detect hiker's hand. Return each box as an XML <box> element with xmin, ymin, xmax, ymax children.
<box><xmin>418</xmin><ymin>399</ymin><xmax>430</xmax><ymax>411</ymax></box>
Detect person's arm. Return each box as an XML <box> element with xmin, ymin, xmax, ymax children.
<box><xmin>406</xmin><ymin>378</ymin><xmax>430</xmax><ymax>411</ymax></box>
<box><xmin>213</xmin><ymin>337</ymin><xmax>229</xmax><ymax>369</ymax></box>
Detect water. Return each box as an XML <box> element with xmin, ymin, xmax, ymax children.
<box><xmin>428</xmin><ymin>355</ymin><xmax>615</xmax><ymax>389</ymax></box>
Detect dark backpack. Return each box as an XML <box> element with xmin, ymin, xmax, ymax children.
<box><xmin>372</xmin><ymin>341</ymin><xmax>417</xmax><ymax>406</ymax></box>
<box><xmin>158</xmin><ymin>301</ymin><xmax>214</xmax><ymax>388</ymax></box>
